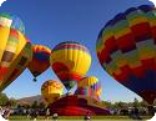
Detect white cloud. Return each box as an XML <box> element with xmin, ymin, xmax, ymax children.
<box><xmin>0</xmin><ymin>0</ymin><xmax>6</xmax><ymax>7</ymax></box>
<box><xmin>149</xmin><ymin>0</ymin><xmax>156</xmax><ymax>6</ymax></box>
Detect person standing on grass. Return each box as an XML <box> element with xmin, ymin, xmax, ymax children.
<box><xmin>0</xmin><ymin>108</ymin><xmax>8</xmax><ymax>121</ymax></box>
<box><xmin>2</xmin><ymin>104</ymin><xmax>12</xmax><ymax>121</ymax></box>
<box><xmin>30</xmin><ymin>109</ymin><xmax>38</xmax><ymax>121</ymax></box>
<box><xmin>0</xmin><ymin>106</ymin><xmax>3</xmax><ymax>116</ymax></box>
<box><xmin>84</xmin><ymin>112</ymin><xmax>91</xmax><ymax>121</ymax></box>
<box><xmin>45</xmin><ymin>107</ymin><xmax>50</xmax><ymax>121</ymax></box>
<box><xmin>0</xmin><ymin>107</ymin><xmax>8</xmax><ymax>121</ymax></box>
<box><xmin>26</xmin><ymin>108</ymin><xmax>31</xmax><ymax>119</ymax></box>
<box><xmin>52</xmin><ymin>113</ymin><xmax>58</xmax><ymax>121</ymax></box>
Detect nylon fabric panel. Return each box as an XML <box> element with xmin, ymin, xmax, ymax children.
<box><xmin>78</xmin><ymin>76</ymin><xmax>98</xmax><ymax>88</ymax></box>
<box><xmin>41</xmin><ymin>80</ymin><xmax>63</xmax><ymax>104</ymax></box>
<box><xmin>96</xmin><ymin>5</ymin><xmax>156</xmax><ymax>104</ymax></box>
<box><xmin>51</xmin><ymin>49</ymin><xmax>91</xmax><ymax>76</ymax></box>
<box><xmin>0</xmin><ymin>27</ymin><xmax>10</xmax><ymax>62</ymax></box>
<box><xmin>28</xmin><ymin>44</ymin><xmax>51</xmax><ymax>78</ymax></box>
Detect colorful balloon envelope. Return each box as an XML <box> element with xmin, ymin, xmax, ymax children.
<box><xmin>96</xmin><ymin>5</ymin><xmax>156</xmax><ymax>104</ymax></box>
<box><xmin>91</xmin><ymin>80</ymin><xmax>102</xmax><ymax>97</ymax></box>
<box><xmin>78</xmin><ymin>76</ymin><xmax>98</xmax><ymax>87</ymax></box>
<box><xmin>76</xmin><ymin>76</ymin><xmax>102</xmax><ymax>100</ymax></box>
<box><xmin>28</xmin><ymin>44</ymin><xmax>51</xmax><ymax>82</ymax></box>
<box><xmin>52</xmin><ymin>106</ymin><xmax>95</xmax><ymax>116</ymax></box>
<box><xmin>50</xmin><ymin>41</ymin><xmax>91</xmax><ymax>91</ymax></box>
<box><xmin>41</xmin><ymin>80</ymin><xmax>64</xmax><ymax>104</ymax></box>
<box><xmin>0</xmin><ymin>13</ymin><xmax>32</xmax><ymax>92</ymax></box>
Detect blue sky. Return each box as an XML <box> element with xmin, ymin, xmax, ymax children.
<box><xmin>0</xmin><ymin>0</ymin><xmax>153</xmax><ymax>102</ymax></box>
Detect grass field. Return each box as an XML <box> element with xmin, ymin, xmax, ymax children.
<box><xmin>9</xmin><ymin>116</ymin><xmax>152</xmax><ymax>121</ymax></box>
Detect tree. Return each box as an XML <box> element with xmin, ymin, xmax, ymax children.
<box><xmin>113</xmin><ymin>102</ymin><xmax>126</xmax><ymax>109</ymax></box>
<box><xmin>8</xmin><ymin>98</ymin><xmax>17</xmax><ymax>107</ymax></box>
<box><xmin>0</xmin><ymin>93</ymin><xmax>9</xmax><ymax>106</ymax></box>
<box><xmin>140</xmin><ymin>100</ymin><xmax>148</xmax><ymax>107</ymax></box>
<box><xmin>31</xmin><ymin>100</ymin><xmax>38</xmax><ymax>109</ymax></box>
<box><xmin>102</xmin><ymin>101</ymin><xmax>113</xmax><ymax>109</ymax></box>
<box><xmin>133</xmin><ymin>98</ymin><xmax>139</xmax><ymax>107</ymax></box>
<box><xmin>38</xmin><ymin>102</ymin><xmax>46</xmax><ymax>109</ymax></box>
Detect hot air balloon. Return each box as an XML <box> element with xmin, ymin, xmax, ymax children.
<box><xmin>76</xmin><ymin>76</ymin><xmax>102</xmax><ymax>100</ymax></box>
<box><xmin>41</xmin><ymin>80</ymin><xmax>64</xmax><ymax>104</ymax></box>
<box><xmin>49</xmin><ymin>95</ymin><xmax>110</xmax><ymax>116</ymax></box>
<box><xmin>78</xmin><ymin>76</ymin><xmax>98</xmax><ymax>87</ymax></box>
<box><xmin>28</xmin><ymin>44</ymin><xmax>51</xmax><ymax>82</ymax></box>
<box><xmin>50</xmin><ymin>41</ymin><xmax>91</xmax><ymax>91</ymax></box>
<box><xmin>0</xmin><ymin>13</ymin><xmax>32</xmax><ymax>92</ymax></box>
<box><xmin>91</xmin><ymin>80</ymin><xmax>102</xmax><ymax>98</ymax></box>
<box><xmin>96</xmin><ymin>5</ymin><xmax>156</xmax><ymax>104</ymax></box>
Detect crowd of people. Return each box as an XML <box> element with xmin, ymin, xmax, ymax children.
<box><xmin>1</xmin><ymin>105</ymin><xmax>156</xmax><ymax>121</ymax></box>
<box><xmin>0</xmin><ymin>106</ymin><xmax>59</xmax><ymax>121</ymax></box>
<box><xmin>24</xmin><ymin>108</ymin><xmax>58</xmax><ymax>121</ymax></box>
<box><xmin>0</xmin><ymin>106</ymin><xmax>11</xmax><ymax>121</ymax></box>
<box><xmin>25</xmin><ymin>108</ymin><xmax>91</xmax><ymax>121</ymax></box>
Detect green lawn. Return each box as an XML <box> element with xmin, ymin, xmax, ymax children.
<box><xmin>9</xmin><ymin>116</ymin><xmax>152</xmax><ymax>121</ymax></box>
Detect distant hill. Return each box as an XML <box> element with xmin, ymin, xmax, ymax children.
<box><xmin>17</xmin><ymin>95</ymin><xmax>46</xmax><ymax>105</ymax></box>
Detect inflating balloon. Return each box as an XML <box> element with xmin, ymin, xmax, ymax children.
<box><xmin>96</xmin><ymin>5</ymin><xmax>156</xmax><ymax>104</ymax></box>
<box><xmin>49</xmin><ymin>95</ymin><xmax>110</xmax><ymax>116</ymax></box>
<box><xmin>78</xmin><ymin>76</ymin><xmax>98</xmax><ymax>87</ymax></box>
<box><xmin>76</xmin><ymin>76</ymin><xmax>102</xmax><ymax>100</ymax></box>
<box><xmin>50</xmin><ymin>41</ymin><xmax>91</xmax><ymax>91</ymax></box>
<box><xmin>0</xmin><ymin>13</ymin><xmax>32</xmax><ymax>92</ymax></box>
<box><xmin>91</xmin><ymin>79</ymin><xmax>102</xmax><ymax>97</ymax></box>
<box><xmin>28</xmin><ymin>44</ymin><xmax>51</xmax><ymax>82</ymax></box>
<box><xmin>41</xmin><ymin>80</ymin><xmax>64</xmax><ymax>104</ymax></box>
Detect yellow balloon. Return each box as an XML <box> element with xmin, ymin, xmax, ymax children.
<box><xmin>96</xmin><ymin>87</ymin><xmax>102</xmax><ymax>97</ymax></box>
<box><xmin>78</xmin><ymin>76</ymin><xmax>98</xmax><ymax>88</ymax></box>
<box><xmin>76</xmin><ymin>76</ymin><xmax>102</xmax><ymax>100</ymax></box>
<box><xmin>41</xmin><ymin>80</ymin><xmax>64</xmax><ymax>104</ymax></box>
<box><xmin>0</xmin><ymin>13</ymin><xmax>32</xmax><ymax>92</ymax></box>
<box><xmin>50</xmin><ymin>41</ymin><xmax>92</xmax><ymax>90</ymax></box>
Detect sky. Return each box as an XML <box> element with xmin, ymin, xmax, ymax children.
<box><xmin>0</xmin><ymin>0</ymin><xmax>154</xmax><ymax>103</ymax></box>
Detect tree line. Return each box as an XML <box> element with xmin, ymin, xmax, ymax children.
<box><xmin>0</xmin><ymin>93</ymin><xmax>16</xmax><ymax>107</ymax></box>
<box><xmin>102</xmin><ymin>98</ymin><xmax>156</xmax><ymax>110</ymax></box>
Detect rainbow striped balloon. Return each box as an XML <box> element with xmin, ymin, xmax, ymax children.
<box><xmin>75</xmin><ymin>76</ymin><xmax>102</xmax><ymax>101</ymax></box>
<box><xmin>0</xmin><ymin>13</ymin><xmax>32</xmax><ymax>91</ymax></box>
<box><xmin>96</xmin><ymin>5</ymin><xmax>156</xmax><ymax>104</ymax></box>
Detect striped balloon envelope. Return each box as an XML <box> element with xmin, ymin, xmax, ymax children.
<box><xmin>50</xmin><ymin>41</ymin><xmax>92</xmax><ymax>91</ymax></box>
<box><xmin>0</xmin><ymin>13</ymin><xmax>32</xmax><ymax>92</ymax></box>
<box><xmin>28</xmin><ymin>44</ymin><xmax>51</xmax><ymax>82</ymax></box>
<box><xmin>75</xmin><ymin>76</ymin><xmax>102</xmax><ymax>100</ymax></box>
<box><xmin>96</xmin><ymin>5</ymin><xmax>156</xmax><ymax>104</ymax></box>
<box><xmin>78</xmin><ymin>76</ymin><xmax>98</xmax><ymax>87</ymax></box>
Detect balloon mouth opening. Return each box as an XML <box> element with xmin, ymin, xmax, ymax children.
<box><xmin>33</xmin><ymin>78</ymin><xmax>37</xmax><ymax>82</ymax></box>
<box><xmin>64</xmin><ymin>81</ymin><xmax>76</xmax><ymax>89</ymax></box>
